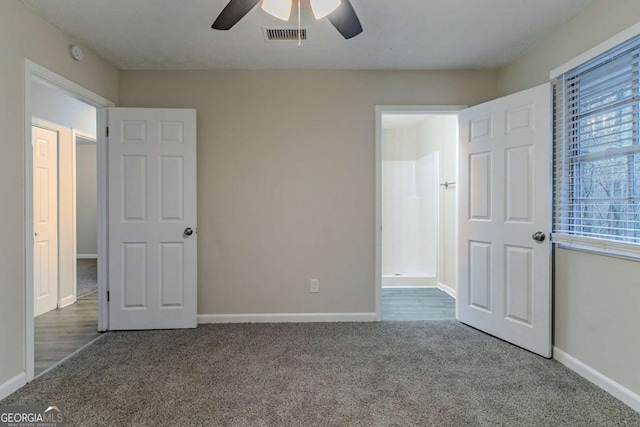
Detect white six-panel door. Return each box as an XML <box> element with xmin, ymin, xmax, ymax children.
<box><xmin>108</xmin><ymin>108</ymin><xmax>197</xmax><ymax>330</ymax></box>
<box><xmin>458</xmin><ymin>84</ymin><xmax>552</xmax><ymax>358</ymax></box>
<box><xmin>33</xmin><ymin>126</ymin><xmax>59</xmax><ymax>317</ymax></box>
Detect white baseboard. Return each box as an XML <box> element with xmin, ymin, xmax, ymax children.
<box><xmin>198</xmin><ymin>312</ymin><xmax>377</xmax><ymax>324</ymax></box>
<box><xmin>0</xmin><ymin>372</ymin><xmax>26</xmax><ymax>401</ymax></box>
<box><xmin>77</xmin><ymin>254</ymin><xmax>97</xmax><ymax>259</ymax></box>
<box><xmin>437</xmin><ymin>282</ymin><xmax>457</xmax><ymax>299</ymax></box>
<box><xmin>58</xmin><ymin>294</ymin><xmax>76</xmax><ymax>308</ymax></box>
<box><xmin>554</xmin><ymin>347</ymin><xmax>640</xmax><ymax>412</ymax></box>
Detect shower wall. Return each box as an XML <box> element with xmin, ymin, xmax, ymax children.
<box><xmin>382</xmin><ymin>153</ymin><xmax>439</xmax><ymax>280</ymax></box>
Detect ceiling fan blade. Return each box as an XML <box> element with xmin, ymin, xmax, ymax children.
<box><xmin>212</xmin><ymin>0</ymin><xmax>261</xmax><ymax>30</ymax></box>
<box><xmin>327</xmin><ymin>0</ymin><xmax>363</xmax><ymax>39</ymax></box>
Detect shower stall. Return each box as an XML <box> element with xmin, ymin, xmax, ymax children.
<box><xmin>382</xmin><ymin>152</ymin><xmax>439</xmax><ymax>286</ymax></box>
<box><xmin>381</xmin><ymin>114</ymin><xmax>452</xmax><ymax>287</ymax></box>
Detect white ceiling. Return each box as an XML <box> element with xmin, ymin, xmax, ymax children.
<box><xmin>21</xmin><ymin>0</ymin><xmax>595</xmax><ymax>70</ymax></box>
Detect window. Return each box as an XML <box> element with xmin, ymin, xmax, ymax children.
<box><xmin>553</xmin><ymin>34</ymin><xmax>640</xmax><ymax>255</ymax></box>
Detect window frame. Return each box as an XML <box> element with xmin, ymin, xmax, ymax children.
<box><xmin>552</xmin><ymin>31</ymin><xmax>640</xmax><ymax>260</ymax></box>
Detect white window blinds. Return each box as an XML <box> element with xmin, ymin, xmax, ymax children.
<box><xmin>554</xmin><ymin>34</ymin><xmax>640</xmax><ymax>249</ymax></box>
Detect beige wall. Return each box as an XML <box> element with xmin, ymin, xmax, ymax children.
<box><xmin>498</xmin><ymin>0</ymin><xmax>640</xmax><ymax>96</ymax></box>
<box><xmin>0</xmin><ymin>0</ymin><xmax>117</xmax><ymax>386</ymax></box>
<box><xmin>555</xmin><ymin>249</ymin><xmax>640</xmax><ymax>394</ymax></box>
<box><xmin>498</xmin><ymin>0</ymin><xmax>640</xmax><ymax>396</ymax></box>
<box><xmin>76</xmin><ymin>143</ymin><xmax>98</xmax><ymax>256</ymax></box>
<box><xmin>118</xmin><ymin>70</ymin><xmax>497</xmax><ymax>316</ymax></box>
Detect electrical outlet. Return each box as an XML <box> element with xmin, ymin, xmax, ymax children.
<box><xmin>310</xmin><ymin>279</ymin><xmax>320</xmax><ymax>293</ymax></box>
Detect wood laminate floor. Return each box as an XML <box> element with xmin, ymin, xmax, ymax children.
<box><xmin>382</xmin><ymin>287</ymin><xmax>456</xmax><ymax>321</ymax></box>
<box><xmin>34</xmin><ymin>293</ymin><xmax>100</xmax><ymax>375</ymax></box>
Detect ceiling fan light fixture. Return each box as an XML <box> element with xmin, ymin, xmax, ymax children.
<box><xmin>310</xmin><ymin>0</ymin><xmax>341</xmax><ymax>19</ymax></box>
<box><xmin>261</xmin><ymin>0</ymin><xmax>292</xmax><ymax>21</ymax></box>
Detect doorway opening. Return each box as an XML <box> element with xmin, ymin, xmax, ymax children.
<box><xmin>25</xmin><ymin>60</ymin><xmax>113</xmax><ymax>381</ymax></box>
<box><xmin>31</xmin><ymin>82</ymin><xmax>99</xmax><ymax>376</ymax></box>
<box><xmin>375</xmin><ymin>106</ymin><xmax>463</xmax><ymax>321</ymax></box>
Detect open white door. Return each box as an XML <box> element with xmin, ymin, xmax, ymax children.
<box><xmin>108</xmin><ymin>108</ymin><xmax>197</xmax><ymax>330</ymax></box>
<box><xmin>33</xmin><ymin>126</ymin><xmax>59</xmax><ymax>317</ymax></box>
<box><xmin>458</xmin><ymin>84</ymin><xmax>552</xmax><ymax>358</ymax></box>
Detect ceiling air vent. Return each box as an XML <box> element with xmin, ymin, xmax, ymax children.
<box><xmin>263</xmin><ymin>27</ymin><xmax>308</xmax><ymax>42</ymax></box>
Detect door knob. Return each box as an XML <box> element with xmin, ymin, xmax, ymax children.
<box><xmin>183</xmin><ymin>227</ymin><xmax>194</xmax><ymax>238</ymax></box>
<box><xmin>532</xmin><ymin>231</ymin><xmax>546</xmax><ymax>242</ymax></box>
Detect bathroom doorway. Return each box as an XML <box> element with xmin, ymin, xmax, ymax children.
<box><xmin>376</xmin><ymin>107</ymin><xmax>461</xmax><ymax>321</ymax></box>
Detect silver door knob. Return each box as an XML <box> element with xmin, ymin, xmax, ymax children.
<box><xmin>532</xmin><ymin>231</ymin><xmax>546</xmax><ymax>242</ymax></box>
<box><xmin>183</xmin><ymin>228</ymin><xmax>194</xmax><ymax>238</ymax></box>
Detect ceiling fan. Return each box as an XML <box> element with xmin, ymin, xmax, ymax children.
<box><xmin>212</xmin><ymin>0</ymin><xmax>363</xmax><ymax>39</ymax></box>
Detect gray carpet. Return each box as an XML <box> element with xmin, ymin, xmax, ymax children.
<box><xmin>76</xmin><ymin>259</ymin><xmax>97</xmax><ymax>298</ymax></box>
<box><xmin>2</xmin><ymin>322</ymin><xmax>639</xmax><ymax>426</ymax></box>
<box><xmin>382</xmin><ymin>288</ymin><xmax>456</xmax><ymax>320</ymax></box>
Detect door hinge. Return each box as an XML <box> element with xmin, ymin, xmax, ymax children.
<box><xmin>106</xmin><ymin>126</ymin><xmax>109</xmax><ymax>137</ymax></box>
<box><xmin>107</xmin><ymin>291</ymin><xmax>110</xmax><ymax>302</ymax></box>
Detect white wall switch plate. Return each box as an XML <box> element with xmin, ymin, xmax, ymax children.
<box><xmin>310</xmin><ymin>279</ymin><xmax>320</xmax><ymax>293</ymax></box>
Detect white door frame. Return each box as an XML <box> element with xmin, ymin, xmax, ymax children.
<box><xmin>24</xmin><ymin>59</ymin><xmax>114</xmax><ymax>381</ymax></box>
<box><xmin>375</xmin><ymin>105</ymin><xmax>466</xmax><ymax>321</ymax></box>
